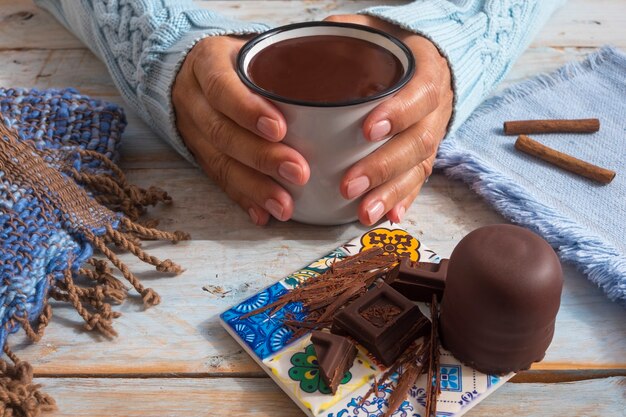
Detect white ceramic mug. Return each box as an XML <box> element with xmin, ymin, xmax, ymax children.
<box><xmin>237</xmin><ymin>22</ymin><xmax>415</xmax><ymax>225</ymax></box>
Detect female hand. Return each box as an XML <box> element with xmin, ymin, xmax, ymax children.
<box><xmin>326</xmin><ymin>15</ymin><xmax>453</xmax><ymax>225</ymax></box>
<box><xmin>172</xmin><ymin>36</ymin><xmax>310</xmax><ymax>225</ymax></box>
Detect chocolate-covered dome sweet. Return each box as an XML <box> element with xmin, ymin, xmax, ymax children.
<box><xmin>440</xmin><ymin>224</ymin><xmax>563</xmax><ymax>375</ymax></box>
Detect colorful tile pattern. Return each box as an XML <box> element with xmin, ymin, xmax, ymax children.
<box><xmin>265</xmin><ymin>334</ymin><xmax>378</xmax><ymax>415</ymax></box>
<box><xmin>281</xmin><ymin>248</ymin><xmax>346</xmax><ymax>289</ymax></box>
<box><xmin>322</xmin><ymin>351</ymin><xmax>512</xmax><ymax>417</ymax></box>
<box><xmin>339</xmin><ymin>221</ymin><xmax>441</xmax><ymax>264</ymax></box>
<box><xmin>220</xmin><ymin>222</ymin><xmax>513</xmax><ymax>417</ymax></box>
<box><xmin>221</xmin><ymin>282</ymin><xmax>306</xmax><ymax>359</ymax></box>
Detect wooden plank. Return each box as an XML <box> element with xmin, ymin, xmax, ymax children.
<box><xmin>532</xmin><ymin>0</ymin><xmax>626</xmax><ymax>48</ymax></box>
<box><xmin>37</xmin><ymin>376</ymin><xmax>626</xmax><ymax>416</ymax></box>
<box><xmin>9</xmin><ymin>170</ymin><xmax>626</xmax><ymax>375</ymax></box>
<box><xmin>0</xmin><ymin>0</ymin><xmax>83</xmax><ymax>50</ymax></box>
<box><xmin>2</xmin><ymin>0</ymin><xmax>625</xmax><ymax>50</ymax></box>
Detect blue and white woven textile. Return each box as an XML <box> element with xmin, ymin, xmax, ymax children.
<box><xmin>0</xmin><ymin>88</ymin><xmax>187</xmax><ymax>413</ymax></box>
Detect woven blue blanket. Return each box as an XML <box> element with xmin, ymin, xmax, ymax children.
<box><xmin>0</xmin><ymin>88</ymin><xmax>187</xmax><ymax>413</ymax></box>
<box><xmin>436</xmin><ymin>47</ymin><xmax>626</xmax><ymax>305</ymax></box>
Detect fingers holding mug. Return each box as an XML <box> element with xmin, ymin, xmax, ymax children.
<box><xmin>192</xmin><ymin>135</ymin><xmax>295</xmax><ymax>223</ymax></box>
<box><xmin>341</xmin><ymin>112</ymin><xmax>441</xmax><ymax>200</ymax></box>
<box><xmin>357</xmin><ymin>157</ymin><xmax>434</xmax><ymax>225</ymax></box>
<box><xmin>191</xmin><ymin>36</ymin><xmax>288</xmax><ymax>142</ymax></box>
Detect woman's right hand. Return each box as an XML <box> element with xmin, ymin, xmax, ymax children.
<box><xmin>173</xmin><ymin>36</ymin><xmax>310</xmax><ymax>225</ymax></box>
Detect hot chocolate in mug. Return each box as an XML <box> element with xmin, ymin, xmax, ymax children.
<box><xmin>237</xmin><ymin>22</ymin><xmax>415</xmax><ymax>225</ymax></box>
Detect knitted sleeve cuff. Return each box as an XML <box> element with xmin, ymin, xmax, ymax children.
<box><xmin>140</xmin><ymin>12</ymin><xmax>269</xmax><ymax>165</ymax></box>
<box><xmin>360</xmin><ymin>0</ymin><xmax>564</xmax><ymax>133</ymax></box>
<box><xmin>35</xmin><ymin>0</ymin><xmax>269</xmax><ymax>165</ymax></box>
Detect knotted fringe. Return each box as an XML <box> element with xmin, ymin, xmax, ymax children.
<box><xmin>0</xmin><ymin>123</ymin><xmax>190</xmax><ymax>416</ymax></box>
<box><xmin>70</xmin><ymin>149</ymin><xmax>172</xmax><ymax>222</ymax></box>
<box><xmin>0</xmin><ymin>345</ymin><xmax>56</xmax><ymax>417</ymax></box>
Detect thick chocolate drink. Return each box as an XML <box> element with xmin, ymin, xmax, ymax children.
<box><xmin>247</xmin><ymin>35</ymin><xmax>403</xmax><ymax>103</ymax></box>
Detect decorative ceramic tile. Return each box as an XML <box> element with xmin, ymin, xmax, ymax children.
<box><xmin>221</xmin><ymin>282</ymin><xmax>306</xmax><ymax>360</ymax></box>
<box><xmin>339</xmin><ymin>221</ymin><xmax>441</xmax><ymax>264</ymax></box>
<box><xmin>264</xmin><ymin>334</ymin><xmax>378</xmax><ymax>415</ymax></box>
<box><xmin>281</xmin><ymin>248</ymin><xmax>346</xmax><ymax>289</ymax></box>
<box><xmin>220</xmin><ymin>223</ymin><xmax>512</xmax><ymax>417</ymax></box>
<box><xmin>322</xmin><ymin>350</ymin><xmax>513</xmax><ymax>417</ymax></box>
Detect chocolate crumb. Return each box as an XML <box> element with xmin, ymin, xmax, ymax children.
<box><xmin>359</xmin><ymin>300</ymin><xmax>402</xmax><ymax>327</ymax></box>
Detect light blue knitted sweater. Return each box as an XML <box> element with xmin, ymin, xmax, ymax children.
<box><xmin>34</xmin><ymin>0</ymin><xmax>564</xmax><ymax>164</ymax></box>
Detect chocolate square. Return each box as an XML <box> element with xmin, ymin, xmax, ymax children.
<box><xmin>386</xmin><ymin>258</ymin><xmax>448</xmax><ymax>302</ymax></box>
<box><xmin>333</xmin><ymin>283</ymin><xmax>430</xmax><ymax>366</ymax></box>
<box><xmin>311</xmin><ymin>331</ymin><xmax>357</xmax><ymax>395</ymax></box>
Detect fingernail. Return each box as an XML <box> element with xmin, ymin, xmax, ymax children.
<box><xmin>265</xmin><ymin>198</ymin><xmax>284</xmax><ymax>221</ymax></box>
<box><xmin>278</xmin><ymin>161</ymin><xmax>303</xmax><ymax>185</ymax></box>
<box><xmin>248</xmin><ymin>207</ymin><xmax>260</xmax><ymax>225</ymax></box>
<box><xmin>366</xmin><ymin>200</ymin><xmax>385</xmax><ymax>224</ymax></box>
<box><xmin>257</xmin><ymin>116</ymin><xmax>280</xmax><ymax>140</ymax></box>
<box><xmin>369</xmin><ymin>119</ymin><xmax>391</xmax><ymax>141</ymax></box>
<box><xmin>346</xmin><ymin>176</ymin><xmax>370</xmax><ymax>199</ymax></box>
<box><xmin>396</xmin><ymin>205</ymin><xmax>406</xmax><ymax>222</ymax></box>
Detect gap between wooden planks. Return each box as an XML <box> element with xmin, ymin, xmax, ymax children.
<box><xmin>38</xmin><ymin>376</ymin><xmax>626</xmax><ymax>417</ymax></box>
<box><xmin>31</xmin><ymin>368</ymin><xmax>626</xmax><ymax>384</ymax></box>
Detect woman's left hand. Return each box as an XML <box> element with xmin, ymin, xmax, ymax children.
<box><xmin>325</xmin><ymin>14</ymin><xmax>453</xmax><ymax>225</ymax></box>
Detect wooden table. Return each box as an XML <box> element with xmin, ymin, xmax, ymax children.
<box><xmin>1</xmin><ymin>1</ymin><xmax>625</xmax><ymax>415</ymax></box>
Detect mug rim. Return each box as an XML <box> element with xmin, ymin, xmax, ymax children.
<box><xmin>236</xmin><ymin>21</ymin><xmax>416</xmax><ymax>108</ymax></box>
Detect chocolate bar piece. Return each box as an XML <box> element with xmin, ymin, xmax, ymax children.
<box><xmin>386</xmin><ymin>258</ymin><xmax>448</xmax><ymax>302</ymax></box>
<box><xmin>311</xmin><ymin>331</ymin><xmax>357</xmax><ymax>394</ymax></box>
<box><xmin>333</xmin><ymin>283</ymin><xmax>430</xmax><ymax>366</ymax></box>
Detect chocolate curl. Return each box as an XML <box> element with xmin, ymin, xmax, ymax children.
<box><xmin>240</xmin><ymin>248</ymin><xmax>399</xmax><ymax>328</ymax></box>
<box><xmin>289</xmin><ymin>281</ymin><xmax>368</xmax><ymax>342</ymax></box>
<box><xmin>359</xmin><ymin>340</ymin><xmax>429</xmax><ymax>408</ymax></box>
<box><xmin>424</xmin><ymin>295</ymin><xmax>441</xmax><ymax>417</ymax></box>
<box><xmin>383</xmin><ymin>364</ymin><xmax>421</xmax><ymax>417</ymax></box>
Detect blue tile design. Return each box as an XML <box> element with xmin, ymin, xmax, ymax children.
<box><xmin>409</xmin><ymin>386</ymin><xmax>427</xmax><ymax>407</ymax></box>
<box><xmin>457</xmin><ymin>390</ymin><xmax>480</xmax><ymax>407</ymax></box>
<box><xmin>326</xmin><ymin>395</ymin><xmax>418</xmax><ymax>417</ymax></box>
<box><xmin>282</xmin><ymin>248</ymin><xmax>346</xmax><ymax>289</ymax></box>
<box><xmin>487</xmin><ymin>374</ymin><xmax>501</xmax><ymax>388</ymax></box>
<box><xmin>439</xmin><ymin>365</ymin><xmax>462</xmax><ymax>392</ymax></box>
<box><xmin>221</xmin><ymin>282</ymin><xmax>306</xmax><ymax>360</ymax></box>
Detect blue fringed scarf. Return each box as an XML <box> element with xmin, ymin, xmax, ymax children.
<box><xmin>0</xmin><ymin>88</ymin><xmax>188</xmax><ymax>414</ymax></box>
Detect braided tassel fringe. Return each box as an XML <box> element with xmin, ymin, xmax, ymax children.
<box><xmin>0</xmin><ymin>345</ymin><xmax>57</xmax><ymax>417</ymax></box>
<box><xmin>0</xmin><ymin>122</ymin><xmax>190</xmax><ymax>416</ymax></box>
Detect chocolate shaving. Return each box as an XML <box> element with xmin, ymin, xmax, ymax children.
<box><xmin>424</xmin><ymin>294</ymin><xmax>441</xmax><ymax>417</ymax></box>
<box><xmin>289</xmin><ymin>281</ymin><xmax>367</xmax><ymax>342</ymax></box>
<box><xmin>359</xmin><ymin>339</ymin><xmax>429</xmax><ymax>407</ymax></box>
<box><xmin>239</xmin><ymin>248</ymin><xmax>399</xmax><ymax>336</ymax></box>
<box><xmin>360</xmin><ymin>296</ymin><xmax>442</xmax><ymax>417</ymax></box>
<box><xmin>283</xmin><ymin>320</ymin><xmax>331</xmax><ymax>330</ymax></box>
<box><xmin>384</xmin><ymin>364</ymin><xmax>421</xmax><ymax>417</ymax></box>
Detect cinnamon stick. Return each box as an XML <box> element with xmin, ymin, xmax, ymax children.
<box><xmin>504</xmin><ymin>118</ymin><xmax>600</xmax><ymax>135</ymax></box>
<box><xmin>515</xmin><ymin>135</ymin><xmax>615</xmax><ymax>184</ymax></box>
